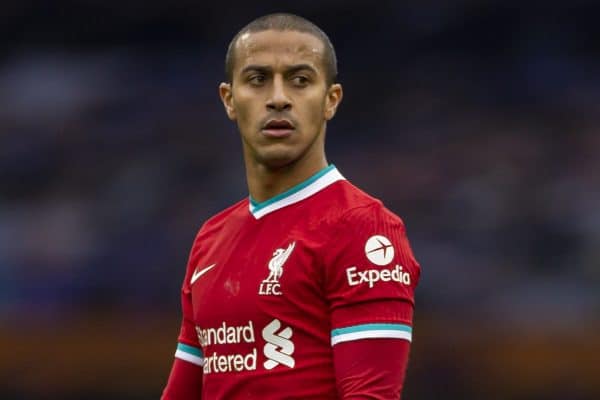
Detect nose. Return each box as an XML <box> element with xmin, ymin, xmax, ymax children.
<box><xmin>266</xmin><ymin>76</ymin><xmax>291</xmax><ymax>112</ymax></box>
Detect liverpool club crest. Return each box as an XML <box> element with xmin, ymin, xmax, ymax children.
<box><xmin>259</xmin><ymin>242</ymin><xmax>296</xmax><ymax>296</ymax></box>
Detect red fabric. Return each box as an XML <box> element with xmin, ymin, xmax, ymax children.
<box><xmin>162</xmin><ymin>170</ymin><xmax>420</xmax><ymax>398</ymax></box>
<box><xmin>324</xmin><ymin>203</ymin><xmax>420</xmax><ymax>315</ymax></box>
<box><xmin>334</xmin><ymin>338</ymin><xmax>411</xmax><ymax>399</ymax></box>
<box><xmin>332</xmin><ymin>299</ymin><xmax>414</xmax><ymax>334</ymax></box>
<box><xmin>161</xmin><ymin>358</ymin><xmax>203</xmax><ymax>400</ymax></box>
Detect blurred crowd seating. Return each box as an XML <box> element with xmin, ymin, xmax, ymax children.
<box><xmin>1</xmin><ymin>2</ymin><xmax>599</xmax><ymax>399</ymax></box>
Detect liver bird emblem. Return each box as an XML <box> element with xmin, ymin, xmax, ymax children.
<box><xmin>265</xmin><ymin>242</ymin><xmax>296</xmax><ymax>282</ymax></box>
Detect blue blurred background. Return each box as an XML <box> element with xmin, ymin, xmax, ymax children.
<box><xmin>1</xmin><ymin>1</ymin><xmax>599</xmax><ymax>399</ymax></box>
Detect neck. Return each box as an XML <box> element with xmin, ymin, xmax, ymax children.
<box><xmin>246</xmin><ymin>153</ymin><xmax>328</xmax><ymax>203</ymax></box>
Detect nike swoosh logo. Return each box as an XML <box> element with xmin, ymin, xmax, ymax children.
<box><xmin>190</xmin><ymin>263</ymin><xmax>216</xmax><ymax>285</ymax></box>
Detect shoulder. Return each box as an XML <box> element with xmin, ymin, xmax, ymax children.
<box><xmin>324</xmin><ymin>180</ymin><xmax>405</xmax><ymax>229</ymax></box>
<box><xmin>191</xmin><ymin>198</ymin><xmax>248</xmax><ymax>243</ymax></box>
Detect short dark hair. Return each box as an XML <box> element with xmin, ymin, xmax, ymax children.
<box><xmin>225</xmin><ymin>13</ymin><xmax>338</xmax><ymax>85</ymax></box>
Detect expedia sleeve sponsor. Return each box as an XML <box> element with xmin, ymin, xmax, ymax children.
<box><xmin>344</xmin><ymin>234</ymin><xmax>411</xmax><ymax>289</ymax></box>
<box><xmin>346</xmin><ymin>264</ymin><xmax>411</xmax><ymax>288</ymax></box>
<box><xmin>323</xmin><ymin>204</ymin><xmax>421</xmax><ymax>309</ymax></box>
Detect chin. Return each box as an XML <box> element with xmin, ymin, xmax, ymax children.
<box><xmin>256</xmin><ymin>150</ymin><xmax>299</xmax><ymax>170</ymax></box>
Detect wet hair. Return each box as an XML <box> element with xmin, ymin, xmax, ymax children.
<box><xmin>225</xmin><ymin>13</ymin><xmax>338</xmax><ymax>85</ymax></box>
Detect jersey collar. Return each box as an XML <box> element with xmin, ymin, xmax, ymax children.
<box><xmin>249</xmin><ymin>164</ymin><xmax>345</xmax><ymax>219</ymax></box>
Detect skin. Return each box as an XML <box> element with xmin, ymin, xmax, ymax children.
<box><xmin>219</xmin><ymin>29</ymin><xmax>343</xmax><ymax>202</ymax></box>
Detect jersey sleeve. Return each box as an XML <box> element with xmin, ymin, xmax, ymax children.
<box><xmin>173</xmin><ymin>234</ymin><xmax>205</xmax><ymax>367</ymax></box>
<box><xmin>162</xmin><ymin>234</ymin><xmax>205</xmax><ymax>399</ymax></box>
<box><xmin>161</xmin><ymin>358</ymin><xmax>203</xmax><ymax>400</ymax></box>
<box><xmin>333</xmin><ymin>335</ymin><xmax>411</xmax><ymax>399</ymax></box>
<box><xmin>323</xmin><ymin>203</ymin><xmax>421</xmax><ymax>344</ymax></box>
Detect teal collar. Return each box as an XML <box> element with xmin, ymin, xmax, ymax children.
<box><xmin>249</xmin><ymin>164</ymin><xmax>345</xmax><ymax>219</ymax></box>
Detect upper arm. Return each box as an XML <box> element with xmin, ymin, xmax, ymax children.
<box><xmin>323</xmin><ymin>204</ymin><xmax>421</xmax><ymax>397</ymax></box>
<box><xmin>333</xmin><ymin>317</ymin><xmax>412</xmax><ymax>399</ymax></box>
<box><xmin>324</xmin><ymin>203</ymin><xmax>420</xmax><ymax>327</ymax></box>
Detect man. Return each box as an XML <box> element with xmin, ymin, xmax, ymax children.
<box><xmin>162</xmin><ymin>13</ymin><xmax>420</xmax><ymax>399</ymax></box>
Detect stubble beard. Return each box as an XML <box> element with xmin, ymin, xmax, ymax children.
<box><xmin>243</xmin><ymin>126</ymin><xmax>325</xmax><ymax>173</ymax></box>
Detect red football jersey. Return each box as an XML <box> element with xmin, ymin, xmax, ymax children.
<box><xmin>173</xmin><ymin>165</ymin><xmax>420</xmax><ymax>399</ymax></box>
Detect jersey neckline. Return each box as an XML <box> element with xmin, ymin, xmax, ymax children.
<box><xmin>248</xmin><ymin>164</ymin><xmax>345</xmax><ymax>219</ymax></box>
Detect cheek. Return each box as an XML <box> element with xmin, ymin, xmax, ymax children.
<box><xmin>234</xmin><ymin>96</ymin><xmax>259</xmax><ymax>126</ymax></box>
<box><xmin>303</xmin><ymin>94</ymin><xmax>327</xmax><ymax>124</ymax></box>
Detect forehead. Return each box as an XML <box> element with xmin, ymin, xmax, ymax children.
<box><xmin>233</xmin><ymin>29</ymin><xmax>325</xmax><ymax>72</ymax></box>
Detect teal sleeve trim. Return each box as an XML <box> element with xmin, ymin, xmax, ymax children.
<box><xmin>331</xmin><ymin>323</ymin><xmax>412</xmax><ymax>337</ymax></box>
<box><xmin>177</xmin><ymin>342</ymin><xmax>204</xmax><ymax>357</ymax></box>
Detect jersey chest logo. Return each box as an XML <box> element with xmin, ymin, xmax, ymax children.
<box><xmin>259</xmin><ymin>241</ymin><xmax>296</xmax><ymax>296</ymax></box>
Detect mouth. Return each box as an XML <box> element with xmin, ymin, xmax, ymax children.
<box><xmin>261</xmin><ymin>119</ymin><xmax>295</xmax><ymax>138</ymax></box>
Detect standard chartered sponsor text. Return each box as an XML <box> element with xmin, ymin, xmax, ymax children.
<box><xmin>196</xmin><ymin>321</ymin><xmax>257</xmax><ymax>374</ymax></box>
<box><xmin>203</xmin><ymin>348</ymin><xmax>257</xmax><ymax>374</ymax></box>
<box><xmin>197</xmin><ymin>321</ymin><xmax>255</xmax><ymax>346</ymax></box>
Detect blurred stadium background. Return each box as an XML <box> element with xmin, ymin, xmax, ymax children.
<box><xmin>1</xmin><ymin>1</ymin><xmax>599</xmax><ymax>399</ymax></box>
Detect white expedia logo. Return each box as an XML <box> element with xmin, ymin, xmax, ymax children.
<box><xmin>262</xmin><ymin>319</ymin><xmax>295</xmax><ymax>369</ymax></box>
<box><xmin>346</xmin><ymin>235</ymin><xmax>411</xmax><ymax>288</ymax></box>
<box><xmin>259</xmin><ymin>242</ymin><xmax>296</xmax><ymax>296</ymax></box>
<box><xmin>364</xmin><ymin>235</ymin><xmax>395</xmax><ymax>266</ymax></box>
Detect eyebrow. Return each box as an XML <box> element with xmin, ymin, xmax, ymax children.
<box><xmin>240</xmin><ymin>64</ymin><xmax>318</xmax><ymax>76</ymax></box>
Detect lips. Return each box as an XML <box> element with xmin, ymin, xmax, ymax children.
<box><xmin>264</xmin><ymin>119</ymin><xmax>294</xmax><ymax>129</ymax></box>
<box><xmin>262</xmin><ymin>119</ymin><xmax>295</xmax><ymax>138</ymax></box>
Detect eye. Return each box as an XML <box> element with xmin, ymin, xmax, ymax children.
<box><xmin>248</xmin><ymin>74</ymin><xmax>266</xmax><ymax>86</ymax></box>
<box><xmin>291</xmin><ymin>75</ymin><xmax>309</xmax><ymax>87</ymax></box>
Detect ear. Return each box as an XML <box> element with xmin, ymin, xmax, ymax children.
<box><xmin>324</xmin><ymin>83</ymin><xmax>343</xmax><ymax>120</ymax></box>
<box><xmin>219</xmin><ymin>82</ymin><xmax>236</xmax><ymax>120</ymax></box>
